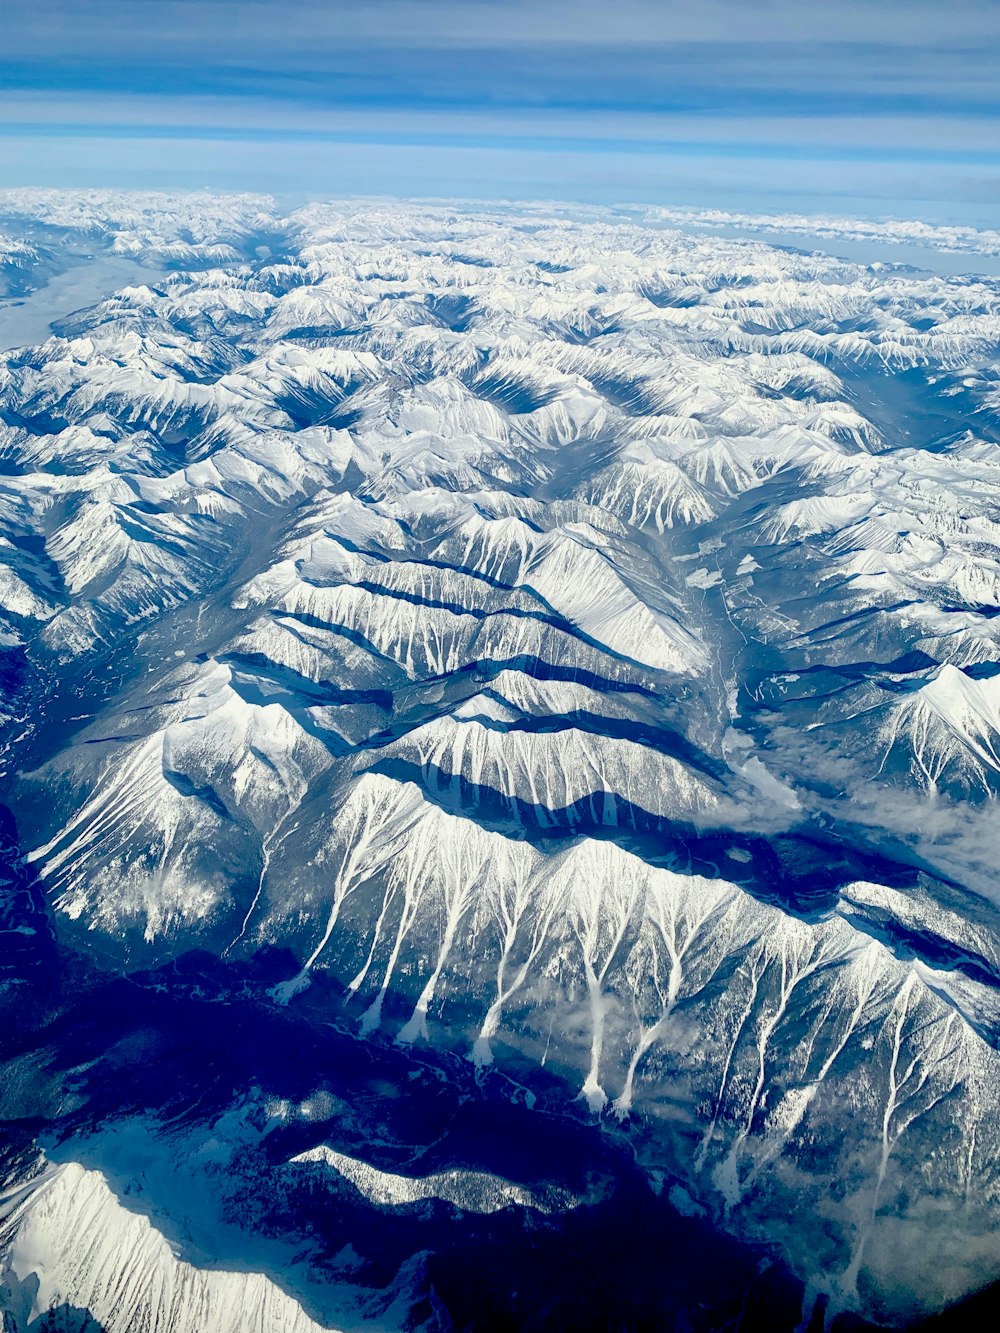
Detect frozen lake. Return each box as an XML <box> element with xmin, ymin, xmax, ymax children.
<box><xmin>670</xmin><ymin>221</ymin><xmax>1000</xmax><ymax>279</ymax></box>
<box><xmin>0</xmin><ymin>255</ymin><xmax>168</xmax><ymax>351</ymax></box>
<box><xmin>2</xmin><ymin>224</ymin><xmax>996</xmax><ymax>362</ymax></box>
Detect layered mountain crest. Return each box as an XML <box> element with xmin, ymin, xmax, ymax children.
<box><xmin>2</xmin><ymin>194</ymin><xmax>1000</xmax><ymax>1332</ymax></box>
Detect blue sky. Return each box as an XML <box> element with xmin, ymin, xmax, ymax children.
<box><xmin>2</xmin><ymin>0</ymin><xmax>999</xmax><ymax>221</ymax></box>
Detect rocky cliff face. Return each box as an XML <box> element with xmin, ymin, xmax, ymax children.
<box><xmin>2</xmin><ymin>193</ymin><xmax>1000</xmax><ymax>1332</ymax></box>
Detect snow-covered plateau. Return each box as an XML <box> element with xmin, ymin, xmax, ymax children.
<box><xmin>2</xmin><ymin>192</ymin><xmax>1000</xmax><ymax>1332</ymax></box>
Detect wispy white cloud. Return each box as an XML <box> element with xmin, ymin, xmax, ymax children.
<box><xmin>3</xmin><ymin>0</ymin><xmax>998</xmax><ymax>215</ymax></box>
<box><xmin>8</xmin><ymin>0</ymin><xmax>1000</xmax><ymax>54</ymax></box>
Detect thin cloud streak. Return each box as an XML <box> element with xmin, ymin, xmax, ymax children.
<box><xmin>7</xmin><ymin>1</ymin><xmax>1000</xmax><ymax>53</ymax></box>
<box><xmin>2</xmin><ymin>0</ymin><xmax>998</xmax><ymax>216</ymax></box>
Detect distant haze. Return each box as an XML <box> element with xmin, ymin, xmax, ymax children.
<box><xmin>2</xmin><ymin>0</ymin><xmax>999</xmax><ymax>221</ymax></box>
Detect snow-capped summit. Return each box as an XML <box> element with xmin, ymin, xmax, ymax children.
<box><xmin>1</xmin><ymin>193</ymin><xmax>1000</xmax><ymax>1333</ymax></box>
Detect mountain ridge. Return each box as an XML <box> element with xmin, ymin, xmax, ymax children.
<box><xmin>1</xmin><ymin>193</ymin><xmax>1000</xmax><ymax>1332</ymax></box>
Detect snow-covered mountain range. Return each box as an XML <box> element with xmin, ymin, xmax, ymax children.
<box><xmin>2</xmin><ymin>192</ymin><xmax>1000</xmax><ymax>1332</ymax></box>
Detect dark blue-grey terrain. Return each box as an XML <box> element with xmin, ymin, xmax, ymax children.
<box><xmin>1</xmin><ymin>191</ymin><xmax>1000</xmax><ymax>1333</ymax></box>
